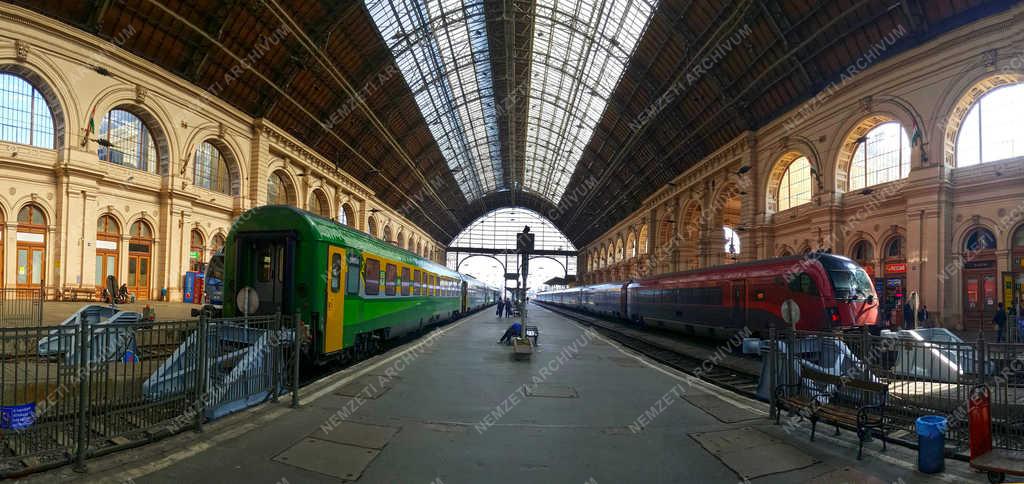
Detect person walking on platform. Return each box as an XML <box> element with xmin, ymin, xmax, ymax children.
<box><xmin>504</xmin><ymin>298</ymin><xmax>514</xmax><ymax>318</ymax></box>
<box><xmin>496</xmin><ymin>298</ymin><xmax>504</xmax><ymax>318</ymax></box>
<box><xmin>995</xmin><ymin>302</ymin><xmax>1008</xmax><ymax>342</ymax></box>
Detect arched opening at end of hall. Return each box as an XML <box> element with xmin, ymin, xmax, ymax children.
<box><xmin>447</xmin><ymin>208</ymin><xmax>577</xmax><ymax>294</ymax></box>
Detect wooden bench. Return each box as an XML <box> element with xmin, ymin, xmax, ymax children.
<box><xmin>775</xmin><ymin>365</ymin><xmax>888</xmax><ymax>459</ymax></box>
<box><xmin>62</xmin><ymin>286</ymin><xmax>98</xmax><ymax>302</ymax></box>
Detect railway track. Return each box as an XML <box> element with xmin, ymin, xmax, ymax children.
<box><xmin>535</xmin><ymin>303</ymin><xmax>761</xmax><ymax>399</ymax></box>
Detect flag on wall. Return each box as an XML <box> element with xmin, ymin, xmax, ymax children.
<box><xmin>87</xmin><ymin>105</ymin><xmax>97</xmax><ymax>136</ymax></box>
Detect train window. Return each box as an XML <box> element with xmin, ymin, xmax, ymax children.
<box><xmin>364</xmin><ymin>258</ymin><xmax>380</xmax><ymax>295</ymax></box>
<box><xmin>788</xmin><ymin>273</ymin><xmax>819</xmax><ymax>295</ymax></box>
<box><xmin>257</xmin><ymin>248</ymin><xmax>272</xmax><ymax>282</ymax></box>
<box><xmin>330</xmin><ymin>253</ymin><xmax>342</xmax><ymax>293</ymax></box>
<box><xmin>346</xmin><ymin>258</ymin><xmax>360</xmax><ymax>295</ymax></box>
<box><xmin>385</xmin><ymin>264</ymin><xmax>397</xmax><ymax>296</ymax></box>
<box><xmin>401</xmin><ymin>267</ymin><xmax>411</xmax><ymax>296</ymax></box>
<box><xmin>413</xmin><ymin>270</ymin><xmax>421</xmax><ymax>296</ymax></box>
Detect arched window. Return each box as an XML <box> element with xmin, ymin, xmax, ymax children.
<box><xmin>17</xmin><ymin>204</ymin><xmax>46</xmax><ymax>225</ymax></box>
<box><xmin>98</xmin><ymin>109</ymin><xmax>157</xmax><ymax>172</ymax></box>
<box><xmin>130</xmin><ymin>220</ymin><xmax>153</xmax><ymax>239</ymax></box>
<box><xmin>190</xmin><ymin>229</ymin><xmax>205</xmax><ymax>271</ymax></box>
<box><xmin>339</xmin><ymin>203</ymin><xmax>355</xmax><ymax>227</ymax></box>
<box><xmin>0</xmin><ymin>72</ymin><xmax>55</xmax><ymax>149</ymax></box>
<box><xmin>615</xmin><ymin>239</ymin><xmax>624</xmax><ymax>262</ymax></box>
<box><xmin>849</xmin><ymin>122</ymin><xmax>911</xmax><ymax>190</ymax></box>
<box><xmin>724</xmin><ymin>227</ymin><xmax>741</xmax><ymax>255</ymax></box>
<box><xmin>308</xmin><ymin>190</ymin><xmax>329</xmax><ymax>217</ymax></box>
<box><xmin>212</xmin><ymin>233</ymin><xmax>226</xmax><ymax>252</ymax></box>
<box><xmin>964</xmin><ymin>228</ymin><xmax>997</xmax><ymax>252</ymax></box>
<box><xmin>956</xmin><ymin>83</ymin><xmax>1024</xmax><ymax>167</ymax></box>
<box><xmin>885</xmin><ymin>236</ymin><xmax>904</xmax><ymax>259</ymax></box>
<box><xmin>638</xmin><ymin>224</ymin><xmax>649</xmax><ymax>255</ymax></box>
<box><xmin>777</xmin><ymin>156</ymin><xmax>812</xmax><ymax>211</ymax></box>
<box><xmin>367</xmin><ymin>216</ymin><xmax>378</xmax><ymax>237</ymax></box>
<box><xmin>383</xmin><ymin>225</ymin><xmax>393</xmax><ymax>243</ymax></box>
<box><xmin>267</xmin><ymin>171</ymin><xmax>295</xmax><ymax>206</ymax></box>
<box><xmin>627</xmin><ymin>233</ymin><xmax>637</xmax><ymax>258</ymax></box>
<box><xmin>194</xmin><ymin>141</ymin><xmax>231</xmax><ymax>194</ymax></box>
<box><xmin>1014</xmin><ymin>225</ymin><xmax>1024</xmax><ymax>249</ymax></box>
<box><xmin>851</xmin><ymin>240</ymin><xmax>873</xmax><ymax>262</ymax></box>
<box><xmin>397</xmin><ymin>231</ymin><xmax>405</xmax><ymax>250</ymax></box>
<box><xmin>96</xmin><ymin>215</ymin><xmax>119</xmax><ymax>236</ymax></box>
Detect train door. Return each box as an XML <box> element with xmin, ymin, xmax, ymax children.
<box><xmin>238</xmin><ymin>235</ymin><xmax>294</xmax><ymax>315</ymax></box>
<box><xmin>620</xmin><ymin>282</ymin><xmax>629</xmax><ymax>317</ymax></box>
<box><xmin>461</xmin><ymin>281</ymin><xmax>468</xmax><ymax>313</ymax></box>
<box><xmin>324</xmin><ymin>245</ymin><xmax>345</xmax><ymax>354</ymax></box>
<box><xmin>731</xmin><ymin>280</ymin><xmax>747</xmax><ymax>328</ymax></box>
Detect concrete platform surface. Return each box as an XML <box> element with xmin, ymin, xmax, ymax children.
<box><xmin>22</xmin><ymin>304</ymin><xmax>989</xmax><ymax>483</ymax></box>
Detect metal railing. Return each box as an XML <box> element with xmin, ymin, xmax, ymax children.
<box><xmin>769</xmin><ymin>329</ymin><xmax>987</xmax><ymax>451</ymax></box>
<box><xmin>0</xmin><ymin>288</ymin><xmax>44</xmax><ymax>326</ymax></box>
<box><xmin>0</xmin><ymin>312</ymin><xmax>299</xmax><ymax>477</ymax></box>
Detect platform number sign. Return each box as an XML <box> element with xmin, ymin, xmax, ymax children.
<box><xmin>781</xmin><ymin>299</ymin><xmax>800</xmax><ymax>328</ymax></box>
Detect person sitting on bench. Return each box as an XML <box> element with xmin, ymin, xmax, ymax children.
<box><xmin>498</xmin><ymin>321</ymin><xmax>522</xmax><ymax>345</ymax></box>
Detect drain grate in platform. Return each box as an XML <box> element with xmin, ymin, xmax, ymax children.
<box><xmin>526</xmin><ymin>384</ymin><xmax>578</xmax><ymax>398</ymax></box>
<box><xmin>274</xmin><ymin>437</ymin><xmax>380</xmax><ymax>480</ymax></box>
<box><xmin>690</xmin><ymin>427</ymin><xmax>817</xmax><ymax>480</ymax></box>
<box><xmin>314</xmin><ymin>421</ymin><xmax>399</xmax><ymax>449</ymax></box>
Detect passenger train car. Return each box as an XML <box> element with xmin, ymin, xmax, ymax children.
<box><xmin>536</xmin><ymin>254</ymin><xmax>878</xmax><ymax>338</ymax></box>
<box><xmin>222</xmin><ymin>205</ymin><xmax>499</xmax><ymax>364</ymax></box>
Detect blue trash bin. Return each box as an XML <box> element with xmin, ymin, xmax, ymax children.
<box><xmin>916</xmin><ymin>415</ymin><xmax>946</xmax><ymax>474</ymax></box>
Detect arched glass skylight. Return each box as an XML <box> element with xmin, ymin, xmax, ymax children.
<box><xmin>523</xmin><ymin>0</ymin><xmax>657</xmax><ymax>203</ymax></box>
<box><xmin>366</xmin><ymin>0</ymin><xmax>657</xmax><ymax>205</ymax></box>
<box><xmin>366</xmin><ymin>0</ymin><xmax>501</xmax><ymax>200</ymax></box>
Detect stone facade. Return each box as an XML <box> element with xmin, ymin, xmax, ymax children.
<box><xmin>0</xmin><ymin>6</ymin><xmax>445</xmax><ymax>301</ymax></box>
<box><xmin>581</xmin><ymin>6</ymin><xmax>1024</xmax><ymax>331</ymax></box>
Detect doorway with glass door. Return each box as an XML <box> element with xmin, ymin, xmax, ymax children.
<box><xmin>127</xmin><ymin>244</ymin><xmax>151</xmax><ymax>300</ymax></box>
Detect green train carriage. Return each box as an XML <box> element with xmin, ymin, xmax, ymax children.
<box><xmin>222</xmin><ymin>205</ymin><xmax>496</xmax><ymax>363</ymax></box>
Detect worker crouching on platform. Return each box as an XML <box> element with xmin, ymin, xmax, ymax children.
<box><xmin>498</xmin><ymin>320</ymin><xmax>523</xmax><ymax>345</ymax></box>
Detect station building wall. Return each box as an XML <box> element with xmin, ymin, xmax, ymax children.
<box><xmin>0</xmin><ymin>6</ymin><xmax>446</xmax><ymax>301</ymax></box>
<box><xmin>582</xmin><ymin>6</ymin><xmax>1024</xmax><ymax>331</ymax></box>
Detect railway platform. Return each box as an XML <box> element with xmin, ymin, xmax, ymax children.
<box><xmin>26</xmin><ymin>305</ymin><xmax>983</xmax><ymax>483</ymax></box>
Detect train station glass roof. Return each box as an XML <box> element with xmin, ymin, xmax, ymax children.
<box><xmin>366</xmin><ymin>0</ymin><xmax>502</xmax><ymax>201</ymax></box>
<box><xmin>366</xmin><ymin>0</ymin><xmax>657</xmax><ymax>204</ymax></box>
<box><xmin>523</xmin><ymin>0</ymin><xmax>657</xmax><ymax>203</ymax></box>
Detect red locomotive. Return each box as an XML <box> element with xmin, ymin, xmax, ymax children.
<box><xmin>537</xmin><ymin>253</ymin><xmax>878</xmax><ymax>337</ymax></box>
